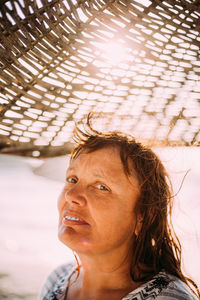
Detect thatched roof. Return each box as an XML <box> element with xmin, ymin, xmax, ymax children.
<box><xmin>0</xmin><ymin>0</ymin><xmax>200</xmax><ymax>157</ymax></box>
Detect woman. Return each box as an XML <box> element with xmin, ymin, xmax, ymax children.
<box><xmin>40</xmin><ymin>114</ymin><xmax>199</xmax><ymax>300</ymax></box>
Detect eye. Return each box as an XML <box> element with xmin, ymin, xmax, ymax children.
<box><xmin>66</xmin><ymin>176</ymin><xmax>77</xmax><ymax>184</ymax></box>
<box><xmin>96</xmin><ymin>183</ymin><xmax>109</xmax><ymax>191</ymax></box>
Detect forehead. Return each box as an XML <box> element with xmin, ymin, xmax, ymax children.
<box><xmin>71</xmin><ymin>146</ymin><xmax>120</xmax><ymax>164</ymax></box>
<box><xmin>70</xmin><ymin>147</ymin><xmax>120</xmax><ymax>169</ymax></box>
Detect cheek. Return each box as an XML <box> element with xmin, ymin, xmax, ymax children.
<box><xmin>118</xmin><ymin>206</ymin><xmax>137</xmax><ymax>233</ymax></box>
<box><xmin>96</xmin><ymin>205</ymin><xmax>136</xmax><ymax>232</ymax></box>
<box><xmin>57</xmin><ymin>189</ymin><xmax>65</xmax><ymax>212</ymax></box>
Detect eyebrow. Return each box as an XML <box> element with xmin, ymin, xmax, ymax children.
<box><xmin>67</xmin><ymin>167</ymin><xmax>75</xmax><ymax>172</ymax></box>
<box><xmin>68</xmin><ymin>166</ymin><xmax>106</xmax><ymax>176</ymax></box>
<box><xmin>67</xmin><ymin>166</ymin><xmax>117</xmax><ymax>183</ymax></box>
<box><xmin>93</xmin><ymin>172</ymin><xmax>114</xmax><ymax>182</ymax></box>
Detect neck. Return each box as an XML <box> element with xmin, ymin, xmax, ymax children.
<box><xmin>70</xmin><ymin>248</ymin><xmax>140</xmax><ymax>296</ymax></box>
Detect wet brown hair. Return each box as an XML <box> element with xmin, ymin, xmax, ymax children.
<box><xmin>70</xmin><ymin>113</ymin><xmax>199</xmax><ymax>297</ymax></box>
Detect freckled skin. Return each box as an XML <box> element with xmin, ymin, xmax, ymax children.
<box><xmin>57</xmin><ymin>146</ymin><xmax>140</xmax><ymax>256</ymax></box>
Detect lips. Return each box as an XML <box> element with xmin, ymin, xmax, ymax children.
<box><xmin>62</xmin><ymin>211</ymin><xmax>89</xmax><ymax>226</ymax></box>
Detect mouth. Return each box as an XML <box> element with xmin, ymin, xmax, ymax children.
<box><xmin>64</xmin><ymin>216</ymin><xmax>81</xmax><ymax>221</ymax></box>
<box><xmin>62</xmin><ymin>212</ymin><xmax>89</xmax><ymax>226</ymax></box>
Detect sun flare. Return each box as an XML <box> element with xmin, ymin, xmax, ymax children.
<box><xmin>100</xmin><ymin>42</ymin><xmax>126</xmax><ymax>64</ymax></box>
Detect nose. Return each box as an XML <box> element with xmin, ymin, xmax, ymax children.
<box><xmin>64</xmin><ymin>184</ymin><xmax>86</xmax><ymax>207</ymax></box>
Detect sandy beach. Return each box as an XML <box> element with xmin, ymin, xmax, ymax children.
<box><xmin>0</xmin><ymin>148</ymin><xmax>199</xmax><ymax>299</ymax></box>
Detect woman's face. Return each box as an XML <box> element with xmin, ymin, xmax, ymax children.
<box><xmin>57</xmin><ymin>146</ymin><xmax>140</xmax><ymax>256</ymax></box>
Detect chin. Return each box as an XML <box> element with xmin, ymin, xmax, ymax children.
<box><xmin>58</xmin><ymin>227</ymin><xmax>94</xmax><ymax>254</ymax></box>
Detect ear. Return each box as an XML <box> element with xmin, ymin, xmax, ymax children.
<box><xmin>135</xmin><ymin>215</ymin><xmax>143</xmax><ymax>237</ymax></box>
